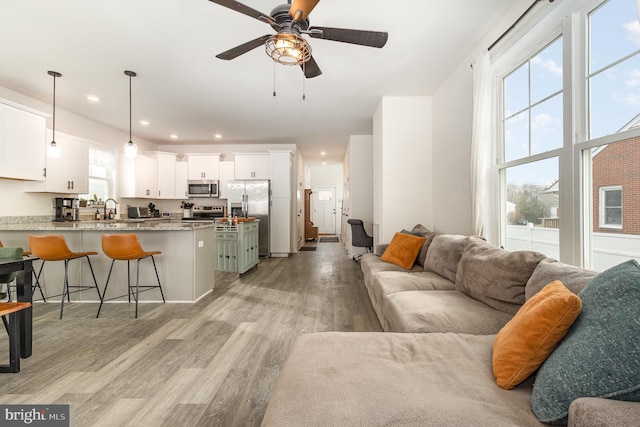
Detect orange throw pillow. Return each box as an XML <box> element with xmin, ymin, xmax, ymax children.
<box><xmin>492</xmin><ymin>280</ymin><xmax>582</xmax><ymax>390</ymax></box>
<box><xmin>380</xmin><ymin>232</ymin><xmax>426</xmax><ymax>270</ymax></box>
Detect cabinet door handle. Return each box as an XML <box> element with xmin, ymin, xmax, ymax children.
<box><xmin>71</xmin><ymin>181</ymin><xmax>74</xmax><ymax>190</ymax></box>
<box><xmin>43</xmin><ymin>168</ymin><xmax>47</xmax><ymax>178</ymax></box>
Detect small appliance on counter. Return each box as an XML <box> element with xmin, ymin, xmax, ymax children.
<box><xmin>54</xmin><ymin>197</ymin><xmax>79</xmax><ymax>222</ymax></box>
<box><xmin>127</xmin><ymin>206</ymin><xmax>152</xmax><ymax>219</ymax></box>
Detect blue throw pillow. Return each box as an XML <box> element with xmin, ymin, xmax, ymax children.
<box><xmin>530</xmin><ymin>259</ymin><xmax>640</xmax><ymax>425</ymax></box>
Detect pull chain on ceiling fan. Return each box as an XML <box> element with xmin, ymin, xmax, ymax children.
<box><xmin>207</xmin><ymin>0</ymin><xmax>388</xmax><ymax>79</ymax></box>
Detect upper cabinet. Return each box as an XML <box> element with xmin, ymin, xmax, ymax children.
<box><xmin>234</xmin><ymin>153</ymin><xmax>271</xmax><ymax>180</ymax></box>
<box><xmin>28</xmin><ymin>131</ymin><xmax>89</xmax><ymax>194</ymax></box>
<box><xmin>148</xmin><ymin>151</ymin><xmax>177</xmax><ymax>199</ymax></box>
<box><xmin>219</xmin><ymin>160</ymin><xmax>234</xmax><ymax>199</ymax></box>
<box><xmin>187</xmin><ymin>154</ymin><xmax>220</xmax><ymax>180</ymax></box>
<box><xmin>175</xmin><ymin>161</ymin><xmax>188</xmax><ymax>199</ymax></box>
<box><xmin>0</xmin><ymin>102</ymin><xmax>46</xmax><ymax>181</ymax></box>
<box><xmin>121</xmin><ymin>155</ymin><xmax>158</xmax><ymax>198</ymax></box>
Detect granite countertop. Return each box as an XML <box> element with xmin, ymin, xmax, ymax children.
<box><xmin>0</xmin><ymin>220</ymin><xmax>215</xmax><ymax>232</ymax></box>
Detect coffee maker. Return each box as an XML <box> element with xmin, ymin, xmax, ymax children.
<box><xmin>54</xmin><ymin>197</ymin><xmax>79</xmax><ymax>222</ymax></box>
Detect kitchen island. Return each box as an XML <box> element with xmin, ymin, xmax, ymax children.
<box><xmin>0</xmin><ymin>220</ymin><xmax>215</xmax><ymax>303</ymax></box>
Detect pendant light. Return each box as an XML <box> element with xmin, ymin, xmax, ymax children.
<box><xmin>123</xmin><ymin>70</ymin><xmax>138</xmax><ymax>158</ymax></box>
<box><xmin>47</xmin><ymin>71</ymin><xmax>62</xmax><ymax>158</ymax></box>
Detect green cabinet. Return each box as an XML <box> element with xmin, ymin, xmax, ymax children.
<box><xmin>215</xmin><ymin>220</ymin><xmax>259</xmax><ymax>275</ymax></box>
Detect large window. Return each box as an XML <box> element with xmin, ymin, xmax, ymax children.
<box><xmin>504</xmin><ymin>37</ymin><xmax>563</xmax><ymax>162</ymax></box>
<box><xmin>495</xmin><ymin>0</ymin><xmax>640</xmax><ymax>270</ymax></box>
<box><xmin>500</xmin><ymin>38</ymin><xmax>563</xmax><ymax>257</ymax></box>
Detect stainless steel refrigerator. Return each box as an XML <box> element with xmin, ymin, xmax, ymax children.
<box><xmin>227</xmin><ymin>180</ymin><xmax>271</xmax><ymax>257</ymax></box>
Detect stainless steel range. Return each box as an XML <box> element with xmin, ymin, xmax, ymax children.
<box><xmin>182</xmin><ymin>205</ymin><xmax>225</xmax><ymax>222</ymax></box>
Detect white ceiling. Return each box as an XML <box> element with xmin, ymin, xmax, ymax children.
<box><xmin>0</xmin><ymin>0</ymin><xmax>526</xmax><ymax>165</ymax></box>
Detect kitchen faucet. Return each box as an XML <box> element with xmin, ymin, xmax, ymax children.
<box><xmin>104</xmin><ymin>198</ymin><xmax>117</xmax><ymax>219</ymax></box>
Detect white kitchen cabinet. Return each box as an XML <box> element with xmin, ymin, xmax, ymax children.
<box><xmin>175</xmin><ymin>161</ymin><xmax>188</xmax><ymax>198</ymax></box>
<box><xmin>28</xmin><ymin>131</ymin><xmax>89</xmax><ymax>193</ymax></box>
<box><xmin>120</xmin><ymin>155</ymin><xmax>157</xmax><ymax>198</ymax></box>
<box><xmin>234</xmin><ymin>153</ymin><xmax>271</xmax><ymax>180</ymax></box>
<box><xmin>147</xmin><ymin>151</ymin><xmax>176</xmax><ymax>199</ymax></box>
<box><xmin>187</xmin><ymin>154</ymin><xmax>220</xmax><ymax>180</ymax></box>
<box><xmin>0</xmin><ymin>102</ymin><xmax>46</xmax><ymax>181</ymax></box>
<box><xmin>219</xmin><ymin>160</ymin><xmax>234</xmax><ymax>199</ymax></box>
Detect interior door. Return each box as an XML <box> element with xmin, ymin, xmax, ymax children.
<box><xmin>312</xmin><ymin>186</ymin><xmax>336</xmax><ymax>234</ymax></box>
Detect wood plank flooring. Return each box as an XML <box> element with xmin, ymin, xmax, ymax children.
<box><xmin>0</xmin><ymin>240</ymin><xmax>382</xmax><ymax>426</ymax></box>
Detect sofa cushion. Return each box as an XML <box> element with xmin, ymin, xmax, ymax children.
<box><xmin>366</xmin><ymin>271</ymin><xmax>455</xmax><ymax>330</ymax></box>
<box><xmin>262</xmin><ymin>332</ymin><xmax>545</xmax><ymax>427</ymax></box>
<box><xmin>531</xmin><ymin>260</ymin><xmax>640</xmax><ymax>425</ymax></box>
<box><xmin>423</xmin><ymin>235</ymin><xmax>469</xmax><ymax>282</ymax></box>
<box><xmin>383</xmin><ymin>290</ymin><xmax>513</xmax><ymax>334</ymax></box>
<box><xmin>360</xmin><ymin>253</ymin><xmax>423</xmax><ymax>287</ymax></box>
<box><xmin>525</xmin><ymin>258</ymin><xmax>599</xmax><ymax>300</ymax></box>
<box><xmin>492</xmin><ymin>280</ymin><xmax>582</xmax><ymax>390</ymax></box>
<box><xmin>381</xmin><ymin>232</ymin><xmax>426</xmax><ymax>270</ymax></box>
<box><xmin>455</xmin><ymin>238</ymin><xmax>546</xmax><ymax>315</ymax></box>
<box><xmin>409</xmin><ymin>224</ymin><xmax>437</xmax><ymax>268</ymax></box>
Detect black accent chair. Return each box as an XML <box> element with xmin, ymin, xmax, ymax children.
<box><xmin>347</xmin><ymin>219</ymin><xmax>374</xmax><ymax>261</ymax></box>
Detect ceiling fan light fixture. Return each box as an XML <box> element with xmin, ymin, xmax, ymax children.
<box><xmin>266</xmin><ymin>32</ymin><xmax>311</xmax><ymax>65</ymax></box>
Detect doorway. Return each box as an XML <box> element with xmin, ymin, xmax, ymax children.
<box><xmin>312</xmin><ymin>186</ymin><xmax>336</xmax><ymax>234</ymax></box>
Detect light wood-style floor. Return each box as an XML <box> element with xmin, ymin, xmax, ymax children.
<box><xmin>0</xmin><ymin>240</ymin><xmax>382</xmax><ymax>426</ymax></box>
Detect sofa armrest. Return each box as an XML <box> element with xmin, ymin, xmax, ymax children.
<box><xmin>374</xmin><ymin>244</ymin><xmax>389</xmax><ymax>257</ymax></box>
<box><xmin>568</xmin><ymin>398</ymin><xmax>640</xmax><ymax>427</ymax></box>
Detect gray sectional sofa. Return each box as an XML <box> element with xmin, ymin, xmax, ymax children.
<box><xmin>262</xmin><ymin>228</ymin><xmax>640</xmax><ymax>426</ymax></box>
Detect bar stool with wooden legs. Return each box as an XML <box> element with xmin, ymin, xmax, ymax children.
<box><xmin>97</xmin><ymin>234</ymin><xmax>165</xmax><ymax>319</ymax></box>
<box><xmin>28</xmin><ymin>235</ymin><xmax>101</xmax><ymax>319</ymax></box>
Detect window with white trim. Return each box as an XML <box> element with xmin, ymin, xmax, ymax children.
<box><xmin>493</xmin><ymin>0</ymin><xmax>640</xmax><ymax>270</ymax></box>
<box><xmin>599</xmin><ymin>186</ymin><xmax>622</xmax><ymax>228</ymax></box>
<box><xmin>80</xmin><ymin>145</ymin><xmax>116</xmax><ymax>204</ymax></box>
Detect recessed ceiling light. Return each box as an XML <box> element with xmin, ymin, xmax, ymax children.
<box><xmin>139</xmin><ymin>120</ymin><xmax>150</xmax><ymax>126</ymax></box>
<box><xmin>214</xmin><ymin>134</ymin><xmax>222</xmax><ymax>139</ymax></box>
<box><xmin>86</xmin><ymin>95</ymin><xmax>100</xmax><ymax>102</ymax></box>
<box><xmin>170</xmin><ymin>134</ymin><xmax>178</xmax><ymax>139</ymax></box>
<box><xmin>320</xmin><ymin>151</ymin><xmax>326</xmax><ymax>156</ymax></box>
<box><xmin>322</xmin><ymin>161</ymin><xmax>328</xmax><ymax>166</ymax></box>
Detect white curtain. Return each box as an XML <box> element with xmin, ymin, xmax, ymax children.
<box><xmin>637</xmin><ymin>0</ymin><xmax>640</xmax><ymax>19</ymax></box>
<box><xmin>470</xmin><ymin>51</ymin><xmax>493</xmax><ymax>238</ymax></box>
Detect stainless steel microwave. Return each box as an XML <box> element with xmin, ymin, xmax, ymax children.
<box><xmin>187</xmin><ymin>180</ymin><xmax>219</xmax><ymax>198</ymax></box>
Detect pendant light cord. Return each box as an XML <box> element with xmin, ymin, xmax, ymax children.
<box><xmin>52</xmin><ymin>74</ymin><xmax>56</xmax><ymax>139</ymax></box>
<box><xmin>129</xmin><ymin>72</ymin><xmax>132</xmax><ymax>142</ymax></box>
<box><xmin>47</xmin><ymin>71</ymin><xmax>61</xmax><ymax>144</ymax></box>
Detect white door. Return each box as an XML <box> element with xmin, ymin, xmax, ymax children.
<box><xmin>312</xmin><ymin>187</ymin><xmax>336</xmax><ymax>234</ymax></box>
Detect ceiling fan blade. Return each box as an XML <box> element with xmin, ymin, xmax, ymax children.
<box><xmin>207</xmin><ymin>0</ymin><xmax>273</xmax><ymax>25</ymax></box>
<box><xmin>289</xmin><ymin>0</ymin><xmax>320</xmax><ymax>21</ymax></box>
<box><xmin>308</xmin><ymin>26</ymin><xmax>388</xmax><ymax>48</ymax></box>
<box><xmin>301</xmin><ymin>55</ymin><xmax>322</xmax><ymax>78</ymax></box>
<box><xmin>216</xmin><ymin>35</ymin><xmax>271</xmax><ymax>60</ymax></box>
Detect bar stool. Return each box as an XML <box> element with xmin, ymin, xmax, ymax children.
<box><xmin>97</xmin><ymin>234</ymin><xmax>165</xmax><ymax>319</ymax></box>
<box><xmin>0</xmin><ymin>301</ymin><xmax>32</xmax><ymax>373</ymax></box>
<box><xmin>28</xmin><ymin>235</ymin><xmax>101</xmax><ymax>319</ymax></box>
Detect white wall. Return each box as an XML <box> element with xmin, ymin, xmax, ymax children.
<box><xmin>374</xmin><ymin>97</ymin><xmax>433</xmax><ymax>244</ymax></box>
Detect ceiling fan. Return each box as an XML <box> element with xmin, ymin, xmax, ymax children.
<box><xmin>208</xmin><ymin>0</ymin><xmax>389</xmax><ymax>78</ymax></box>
